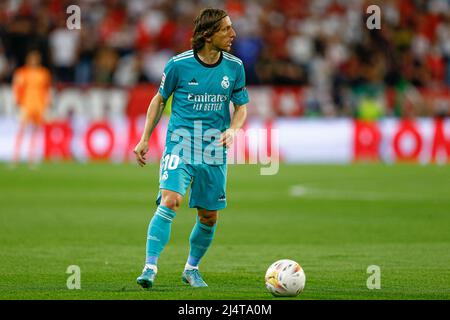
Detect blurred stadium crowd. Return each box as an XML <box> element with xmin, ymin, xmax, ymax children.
<box><xmin>0</xmin><ymin>0</ymin><xmax>449</xmax><ymax>118</ymax></box>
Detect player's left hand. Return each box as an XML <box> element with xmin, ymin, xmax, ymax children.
<box><xmin>218</xmin><ymin>129</ymin><xmax>236</xmax><ymax>148</ymax></box>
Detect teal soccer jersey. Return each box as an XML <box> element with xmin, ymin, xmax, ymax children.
<box><xmin>156</xmin><ymin>49</ymin><xmax>249</xmax><ymax>210</ymax></box>
<box><xmin>158</xmin><ymin>49</ymin><xmax>249</xmax><ymax>165</ymax></box>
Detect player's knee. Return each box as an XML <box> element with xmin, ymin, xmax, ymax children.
<box><xmin>199</xmin><ymin>211</ymin><xmax>218</xmax><ymax>227</ymax></box>
<box><xmin>161</xmin><ymin>193</ymin><xmax>182</xmax><ymax>211</ymax></box>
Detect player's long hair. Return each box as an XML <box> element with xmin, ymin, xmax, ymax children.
<box><xmin>191</xmin><ymin>8</ymin><xmax>228</xmax><ymax>52</ymax></box>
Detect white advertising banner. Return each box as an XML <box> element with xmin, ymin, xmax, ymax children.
<box><xmin>1</xmin><ymin>117</ymin><xmax>449</xmax><ymax>164</ymax></box>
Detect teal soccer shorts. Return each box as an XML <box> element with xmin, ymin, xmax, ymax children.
<box><xmin>155</xmin><ymin>153</ymin><xmax>227</xmax><ymax>211</ymax></box>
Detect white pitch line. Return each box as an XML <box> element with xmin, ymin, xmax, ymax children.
<box><xmin>289</xmin><ymin>185</ymin><xmax>447</xmax><ymax>202</ymax></box>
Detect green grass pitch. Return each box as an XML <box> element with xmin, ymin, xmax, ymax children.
<box><xmin>0</xmin><ymin>162</ymin><xmax>449</xmax><ymax>300</ymax></box>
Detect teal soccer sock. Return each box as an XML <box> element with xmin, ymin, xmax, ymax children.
<box><xmin>145</xmin><ymin>205</ymin><xmax>176</xmax><ymax>265</ymax></box>
<box><xmin>187</xmin><ymin>217</ymin><xmax>217</xmax><ymax>267</ymax></box>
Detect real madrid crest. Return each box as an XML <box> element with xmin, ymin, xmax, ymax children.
<box><xmin>221</xmin><ymin>76</ymin><xmax>230</xmax><ymax>89</ymax></box>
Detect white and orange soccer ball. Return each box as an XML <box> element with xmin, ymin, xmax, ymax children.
<box><xmin>265</xmin><ymin>259</ymin><xmax>306</xmax><ymax>297</ymax></box>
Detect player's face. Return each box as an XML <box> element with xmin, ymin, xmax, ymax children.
<box><xmin>26</xmin><ymin>51</ymin><xmax>42</xmax><ymax>66</ymax></box>
<box><xmin>211</xmin><ymin>16</ymin><xmax>236</xmax><ymax>52</ymax></box>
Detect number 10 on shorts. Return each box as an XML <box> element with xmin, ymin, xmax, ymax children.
<box><xmin>160</xmin><ymin>154</ymin><xmax>180</xmax><ymax>181</ymax></box>
<box><xmin>162</xmin><ymin>154</ymin><xmax>180</xmax><ymax>170</ymax></box>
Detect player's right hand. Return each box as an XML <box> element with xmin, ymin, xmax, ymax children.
<box><xmin>133</xmin><ymin>141</ymin><xmax>149</xmax><ymax>167</ymax></box>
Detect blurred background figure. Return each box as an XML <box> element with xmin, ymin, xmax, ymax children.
<box><xmin>12</xmin><ymin>49</ymin><xmax>51</xmax><ymax>167</ymax></box>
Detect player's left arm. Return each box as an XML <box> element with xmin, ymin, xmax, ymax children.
<box><xmin>218</xmin><ymin>103</ymin><xmax>247</xmax><ymax>148</ymax></box>
<box><xmin>219</xmin><ymin>61</ymin><xmax>249</xmax><ymax>148</ymax></box>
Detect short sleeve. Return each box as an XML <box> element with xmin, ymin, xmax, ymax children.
<box><xmin>158</xmin><ymin>58</ymin><xmax>178</xmax><ymax>101</ymax></box>
<box><xmin>231</xmin><ymin>63</ymin><xmax>250</xmax><ymax>106</ymax></box>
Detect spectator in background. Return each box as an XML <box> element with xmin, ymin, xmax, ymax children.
<box><xmin>355</xmin><ymin>87</ymin><xmax>385</xmax><ymax>120</ymax></box>
<box><xmin>4</xmin><ymin>14</ymin><xmax>35</xmax><ymax>70</ymax></box>
<box><xmin>92</xmin><ymin>46</ymin><xmax>118</xmax><ymax>85</ymax></box>
<box><xmin>49</xmin><ymin>17</ymin><xmax>80</xmax><ymax>83</ymax></box>
<box><xmin>113</xmin><ymin>52</ymin><xmax>149</xmax><ymax>86</ymax></box>
<box><xmin>12</xmin><ymin>50</ymin><xmax>51</xmax><ymax>167</ymax></box>
<box><xmin>0</xmin><ymin>42</ymin><xmax>9</xmax><ymax>82</ymax></box>
<box><xmin>140</xmin><ymin>43</ymin><xmax>173</xmax><ymax>84</ymax></box>
<box><xmin>436</xmin><ymin>15</ymin><xmax>450</xmax><ymax>86</ymax></box>
<box><xmin>74</xmin><ymin>25</ymin><xmax>97</xmax><ymax>85</ymax></box>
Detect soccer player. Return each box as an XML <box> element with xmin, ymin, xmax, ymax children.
<box><xmin>134</xmin><ymin>8</ymin><xmax>249</xmax><ymax>288</ymax></box>
<box><xmin>12</xmin><ymin>50</ymin><xmax>51</xmax><ymax>167</ymax></box>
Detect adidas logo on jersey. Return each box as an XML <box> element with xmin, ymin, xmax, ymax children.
<box><xmin>188</xmin><ymin>78</ymin><xmax>198</xmax><ymax>85</ymax></box>
<box><xmin>218</xmin><ymin>195</ymin><xmax>226</xmax><ymax>201</ymax></box>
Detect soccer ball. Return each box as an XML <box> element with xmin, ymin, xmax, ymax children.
<box><xmin>265</xmin><ymin>259</ymin><xmax>306</xmax><ymax>297</ymax></box>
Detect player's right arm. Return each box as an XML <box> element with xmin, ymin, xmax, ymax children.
<box><xmin>134</xmin><ymin>57</ymin><xmax>178</xmax><ymax>166</ymax></box>
<box><xmin>134</xmin><ymin>92</ymin><xmax>165</xmax><ymax>167</ymax></box>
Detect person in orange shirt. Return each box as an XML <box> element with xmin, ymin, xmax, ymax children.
<box><xmin>12</xmin><ymin>50</ymin><xmax>52</xmax><ymax>166</ymax></box>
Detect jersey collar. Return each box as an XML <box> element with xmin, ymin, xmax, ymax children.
<box><xmin>194</xmin><ymin>50</ymin><xmax>223</xmax><ymax>68</ymax></box>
